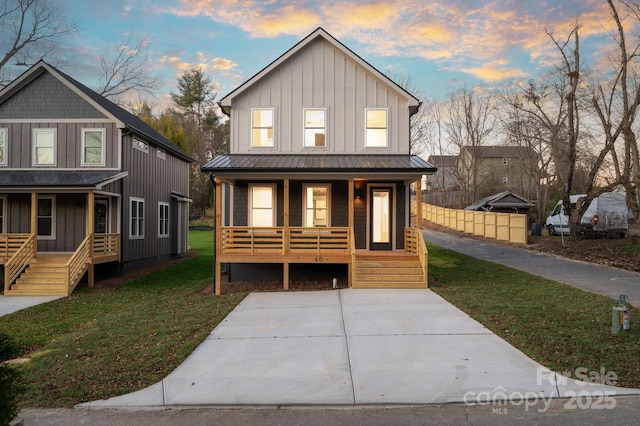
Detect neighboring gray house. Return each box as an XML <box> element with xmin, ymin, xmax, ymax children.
<box><xmin>202</xmin><ymin>27</ymin><xmax>436</xmax><ymax>294</ymax></box>
<box><xmin>0</xmin><ymin>61</ymin><xmax>193</xmax><ymax>296</ymax></box>
<box><xmin>425</xmin><ymin>155</ymin><xmax>458</xmax><ymax>191</ymax></box>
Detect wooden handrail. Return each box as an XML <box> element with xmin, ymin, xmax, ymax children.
<box><xmin>1</xmin><ymin>233</ymin><xmax>31</xmax><ymax>263</ymax></box>
<box><xmin>4</xmin><ymin>234</ymin><xmax>35</xmax><ymax>293</ymax></box>
<box><xmin>404</xmin><ymin>227</ymin><xmax>428</xmax><ymax>286</ymax></box>
<box><xmin>92</xmin><ymin>233</ymin><xmax>119</xmax><ymax>258</ymax></box>
<box><xmin>66</xmin><ymin>234</ymin><xmax>91</xmax><ymax>294</ymax></box>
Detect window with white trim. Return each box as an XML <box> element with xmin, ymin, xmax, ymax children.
<box><xmin>37</xmin><ymin>196</ymin><xmax>55</xmax><ymax>239</ymax></box>
<box><xmin>158</xmin><ymin>202</ymin><xmax>170</xmax><ymax>237</ymax></box>
<box><xmin>249</xmin><ymin>184</ymin><xmax>276</xmax><ymax>227</ymax></box>
<box><xmin>303</xmin><ymin>184</ymin><xmax>330</xmax><ymax>227</ymax></box>
<box><xmin>82</xmin><ymin>128</ymin><xmax>105</xmax><ymax>166</ymax></box>
<box><xmin>0</xmin><ymin>128</ymin><xmax>6</xmax><ymax>166</ymax></box>
<box><xmin>304</xmin><ymin>109</ymin><xmax>326</xmax><ymax>147</ymax></box>
<box><xmin>0</xmin><ymin>197</ymin><xmax>5</xmax><ymax>233</ymax></box>
<box><xmin>130</xmin><ymin>197</ymin><xmax>145</xmax><ymax>238</ymax></box>
<box><xmin>502</xmin><ymin>176</ymin><xmax>509</xmax><ymax>185</ymax></box>
<box><xmin>365</xmin><ymin>108</ymin><xmax>388</xmax><ymax>148</ymax></box>
<box><xmin>157</xmin><ymin>148</ymin><xmax>166</xmax><ymax>160</ymax></box>
<box><xmin>251</xmin><ymin>108</ymin><xmax>274</xmax><ymax>147</ymax></box>
<box><xmin>33</xmin><ymin>128</ymin><xmax>56</xmax><ymax>165</ymax></box>
<box><xmin>133</xmin><ymin>138</ymin><xmax>149</xmax><ymax>153</ymax></box>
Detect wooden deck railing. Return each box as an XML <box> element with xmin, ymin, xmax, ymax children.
<box><xmin>67</xmin><ymin>234</ymin><xmax>91</xmax><ymax>294</ymax></box>
<box><xmin>220</xmin><ymin>226</ymin><xmax>351</xmax><ymax>255</ymax></box>
<box><xmin>0</xmin><ymin>233</ymin><xmax>31</xmax><ymax>264</ymax></box>
<box><xmin>3</xmin><ymin>234</ymin><xmax>35</xmax><ymax>293</ymax></box>
<box><xmin>404</xmin><ymin>227</ymin><xmax>428</xmax><ymax>286</ymax></box>
<box><xmin>92</xmin><ymin>233</ymin><xmax>120</xmax><ymax>262</ymax></box>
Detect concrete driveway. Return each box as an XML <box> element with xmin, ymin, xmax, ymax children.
<box><xmin>81</xmin><ymin>289</ymin><xmax>638</xmax><ymax>407</ymax></box>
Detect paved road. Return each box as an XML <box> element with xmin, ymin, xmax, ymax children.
<box><xmin>17</xmin><ymin>396</ymin><xmax>640</xmax><ymax>426</ymax></box>
<box><xmin>423</xmin><ymin>230</ymin><xmax>640</xmax><ymax>304</ymax></box>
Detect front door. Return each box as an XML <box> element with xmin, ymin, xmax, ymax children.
<box><xmin>94</xmin><ymin>199</ymin><xmax>109</xmax><ymax>233</ymax></box>
<box><xmin>370</xmin><ymin>187</ymin><xmax>392</xmax><ymax>250</ymax></box>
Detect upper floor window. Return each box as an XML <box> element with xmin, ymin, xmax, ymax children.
<box><xmin>133</xmin><ymin>138</ymin><xmax>149</xmax><ymax>153</ymax></box>
<box><xmin>33</xmin><ymin>128</ymin><xmax>56</xmax><ymax>165</ymax></box>
<box><xmin>365</xmin><ymin>108</ymin><xmax>388</xmax><ymax>148</ymax></box>
<box><xmin>304</xmin><ymin>109</ymin><xmax>326</xmax><ymax>147</ymax></box>
<box><xmin>82</xmin><ymin>128</ymin><xmax>105</xmax><ymax>166</ymax></box>
<box><xmin>37</xmin><ymin>196</ymin><xmax>55</xmax><ymax>239</ymax></box>
<box><xmin>303</xmin><ymin>184</ymin><xmax>330</xmax><ymax>227</ymax></box>
<box><xmin>130</xmin><ymin>197</ymin><xmax>145</xmax><ymax>239</ymax></box>
<box><xmin>502</xmin><ymin>158</ymin><xmax>509</xmax><ymax>165</ymax></box>
<box><xmin>0</xmin><ymin>128</ymin><xmax>6</xmax><ymax>166</ymax></box>
<box><xmin>157</xmin><ymin>148</ymin><xmax>166</xmax><ymax>160</ymax></box>
<box><xmin>249</xmin><ymin>184</ymin><xmax>276</xmax><ymax>226</ymax></box>
<box><xmin>252</xmin><ymin>108</ymin><xmax>274</xmax><ymax>148</ymax></box>
<box><xmin>158</xmin><ymin>202</ymin><xmax>170</xmax><ymax>237</ymax></box>
<box><xmin>502</xmin><ymin>176</ymin><xmax>509</xmax><ymax>185</ymax></box>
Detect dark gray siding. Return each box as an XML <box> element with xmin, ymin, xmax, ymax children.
<box><xmin>2</xmin><ymin>122</ymin><xmax>118</xmax><ymax>168</ymax></box>
<box><xmin>121</xmin><ymin>135</ymin><xmax>190</xmax><ymax>263</ymax></box>
<box><xmin>0</xmin><ymin>72</ymin><xmax>105</xmax><ymax>119</ymax></box>
<box><xmin>6</xmin><ymin>194</ymin><xmax>31</xmax><ymax>233</ymax></box>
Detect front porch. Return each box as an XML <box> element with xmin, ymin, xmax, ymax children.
<box><xmin>1</xmin><ymin>232</ymin><xmax>119</xmax><ymax>296</ymax></box>
<box><xmin>214</xmin><ymin>225</ymin><xmax>427</xmax><ymax>294</ymax></box>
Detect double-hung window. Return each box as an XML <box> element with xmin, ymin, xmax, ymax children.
<box><xmin>252</xmin><ymin>108</ymin><xmax>274</xmax><ymax>147</ymax></box>
<box><xmin>303</xmin><ymin>184</ymin><xmax>330</xmax><ymax>227</ymax></box>
<box><xmin>304</xmin><ymin>109</ymin><xmax>326</xmax><ymax>147</ymax></box>
<box><xmin>0</xmin><ymin>128</ymin><xmax>7</xmax><ymax>166</ymax></box>
<box><xmin>158</xmin><ymin>202</ymin><xmax>170</xmax><ymax>237</ymax></box>
<box><xmin>130</xmin><ymin>197</ymin><xmax>145</xmax><ymax>239</ymax></box>
<box><xmin>249</xmin><ymin>184</ymin><xmax>276</xmax><ymax>227</ymax></box>
<box><xmin>82</xmin><ymin>128</ymin><xmax>105</xmax><ymax>166</ymax></box>
<box><xmin>365</xmin><ymin>108</ymin><xmax>388</xmax><ymax>148</ymax></box>
<box><xmin>33</xmin><ymin>129</ymin><xmax>56</xmax><ymax>165</ymax></box>
<box><xmin>37</xmin><ymin>197</ymin><xmax>55</xmax><ymax>239</ymax></box>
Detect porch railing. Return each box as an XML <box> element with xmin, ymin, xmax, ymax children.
<box><xmin>3</xmin><ymin>234</ymin><xmax>36</xmax><ymax>293</ymax></box>
<box><xmin>0</xmin><ymin>233</ymin><xmax>31</xmax><ymax>264</ymax></box>
<box><xmin>66</xmin><ymin>234</ymin><xmax>91</xmax><ymax>294</ymax></box>
<box><xmin>92</xmin><ymin>233</ymin><xmax>120</xmax><ymax>262</ymax></box>
<box><xmin>220</xmin><ymin>226</ymin><xmax>351</xmax><ymax>255</ymax></box>
<box><xmin>404</xmin><ymin>227</ymin><xmax>428</xmax><ymax>285</ymax></box>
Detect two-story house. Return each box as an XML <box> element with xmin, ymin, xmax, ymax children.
<box><xmin>0</xmin><ymin>61</ymin><xmax>193</xmax><ymax>296</ymax></box>
<box><xmin>202</xmin><ymin>28</ymin><xmax>436</xmax><ymax>294</ymax></box>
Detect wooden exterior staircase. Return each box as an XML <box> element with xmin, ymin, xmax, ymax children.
<box><xmin>352</xmin><ymin>252</ymin><xmax>426</xmax><ymax>289</ymax></box>
<box><xmin>8</xmin><ymin>256</ymin><xmax>73</xmax><ymax>296</ymax></box>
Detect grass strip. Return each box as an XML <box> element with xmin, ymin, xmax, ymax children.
<box><xmin>0</xmin><ymin>230</ymin><xmax>246</xmax><ymax>408</ymax></box>
<box><xmin>427</xmin><ymin>242</ymin><xmax>640</xmax><ymax>389</ymax></box>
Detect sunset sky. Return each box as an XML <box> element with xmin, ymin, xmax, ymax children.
<box><xmin>6</xmin><ymin>1</ymin><xmax>627</xmax><ymax>109</ymax></box>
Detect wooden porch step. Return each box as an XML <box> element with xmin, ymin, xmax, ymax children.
<box><xmin>352</xmin><ymin>253</ymin><xmax>426</xmax><ymax>289</ymax></box>
<box><xmin>4</xmin><ymin>288</ymin><xmax>68</xmax><ymax>296</ymax></box>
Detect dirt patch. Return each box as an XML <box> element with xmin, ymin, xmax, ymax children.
<box><xmin>196</xmin><ymin>274</ymin><xmax>350</xmax><ymax>295</ymax></box>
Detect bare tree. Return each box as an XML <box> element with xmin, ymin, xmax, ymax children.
<box><xmin>0</xmin><ymin>0</ymin><xmax>78</xmax><ymax>85</ymax></box>
<box><xmin>97</xmin><ymin>33</ymin><xmax>160</xmax><ymax>102</ymax></box>
<box><xmin>445</xmin><ymin>86</ymin><xmax>495</xmax><ymax>205</ymax></box>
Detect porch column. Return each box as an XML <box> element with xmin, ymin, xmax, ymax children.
<box><xmin>30</xmin><ymin>192</ymin><xmax>37</xmax><ymax>257</ymax></box>
<box><xmin>215</xmin><ymin>178</ymin><xmax>222</xmax><ymax>295</ymax></box>
<box><xmin>348</xmin><ymin>179</ymin><xmax>354</xmax><ymax>288</ymax></box>
<box><xmin>87</xmin><ymin>192</ymin><xmax>95</xmax><ymax>288</ymax></box>
<box><xmin>416</xmin><ymin>179</ymin><xmax>423</xmax><ymax>228</ymax></box>
<box><xmin>283</xmin><ymin>178</ymin><xmax>290</xmax><ymax>290</ymax></box>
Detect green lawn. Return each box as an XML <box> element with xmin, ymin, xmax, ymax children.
<box><xmin>427</xmin><ymin>242</ymin><xmax>640</xmax><ymax>388</ymax></box>
<box><xmin>0</xmin><ymin>230</ymin><xmax>246</xmax><ymax>408</ymax></box>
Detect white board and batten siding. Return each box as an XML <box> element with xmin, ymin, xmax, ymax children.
<box><xmin>230</xmin><ymin>37</ymin><xmax>412</xmax><ymax>155</ymax></box>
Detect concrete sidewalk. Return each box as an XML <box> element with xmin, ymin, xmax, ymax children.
<box><xmin>80</xmin><ymin>289</ymin><xmax>638</xmax><ymax>408</ymax></box>
<box><xmin>0</xmin><ymin>295</ymin><xmax>61</xmax><ymax>317</ymax></box>
<box><xmin>424</xmin><ymin>229</ymin><xmax>640</xmax><ymax>303</ymax></box>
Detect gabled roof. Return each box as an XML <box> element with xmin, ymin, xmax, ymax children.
<box><xmin>461</xmin><ymin>145</ymin><xmax>534</xmax><ymax>159</ymax></box>
<box><xmin>218</xmin><ymin>27</ymin><xmax>420</xmax><ymax>115</ymax></box>
<box><xmin>465</xmin><ymin>191</ymin><xmax>534</xmax><ymax>211</ymax></box>
<box><xmin>427</xmin><ymin>155</ymin><xmax>458</xmax><ymax>167</ymax></box>
<box><xmin>202</xmin><ymin>154</ymin><xmax>435</xmax><ymax>178</ymax></box>
<box><xmin>0</xmin><ymin>61</ymin><xmax>193</xmax><ymax>163</ymax></box>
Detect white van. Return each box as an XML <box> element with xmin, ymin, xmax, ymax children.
<box><xmin>545</xmin><ymin>192</ymin><xmax>628</xmax><ymax>237</ymax></box>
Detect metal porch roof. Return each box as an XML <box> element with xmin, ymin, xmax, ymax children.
<box><xmin>0</xmin><ymin>170</ymin><xmax>126</xmax><ymax>188</ymax></box>
<box><xmin>202</xmin><ymin>154</ymin><xmax>437</xmax><ymax>174</ymax></box>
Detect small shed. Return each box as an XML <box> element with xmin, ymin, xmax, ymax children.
<box><xmin>465</xmin><ymin>191</ymin><xmax>534</xmax><ymax>214</ymax></box>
